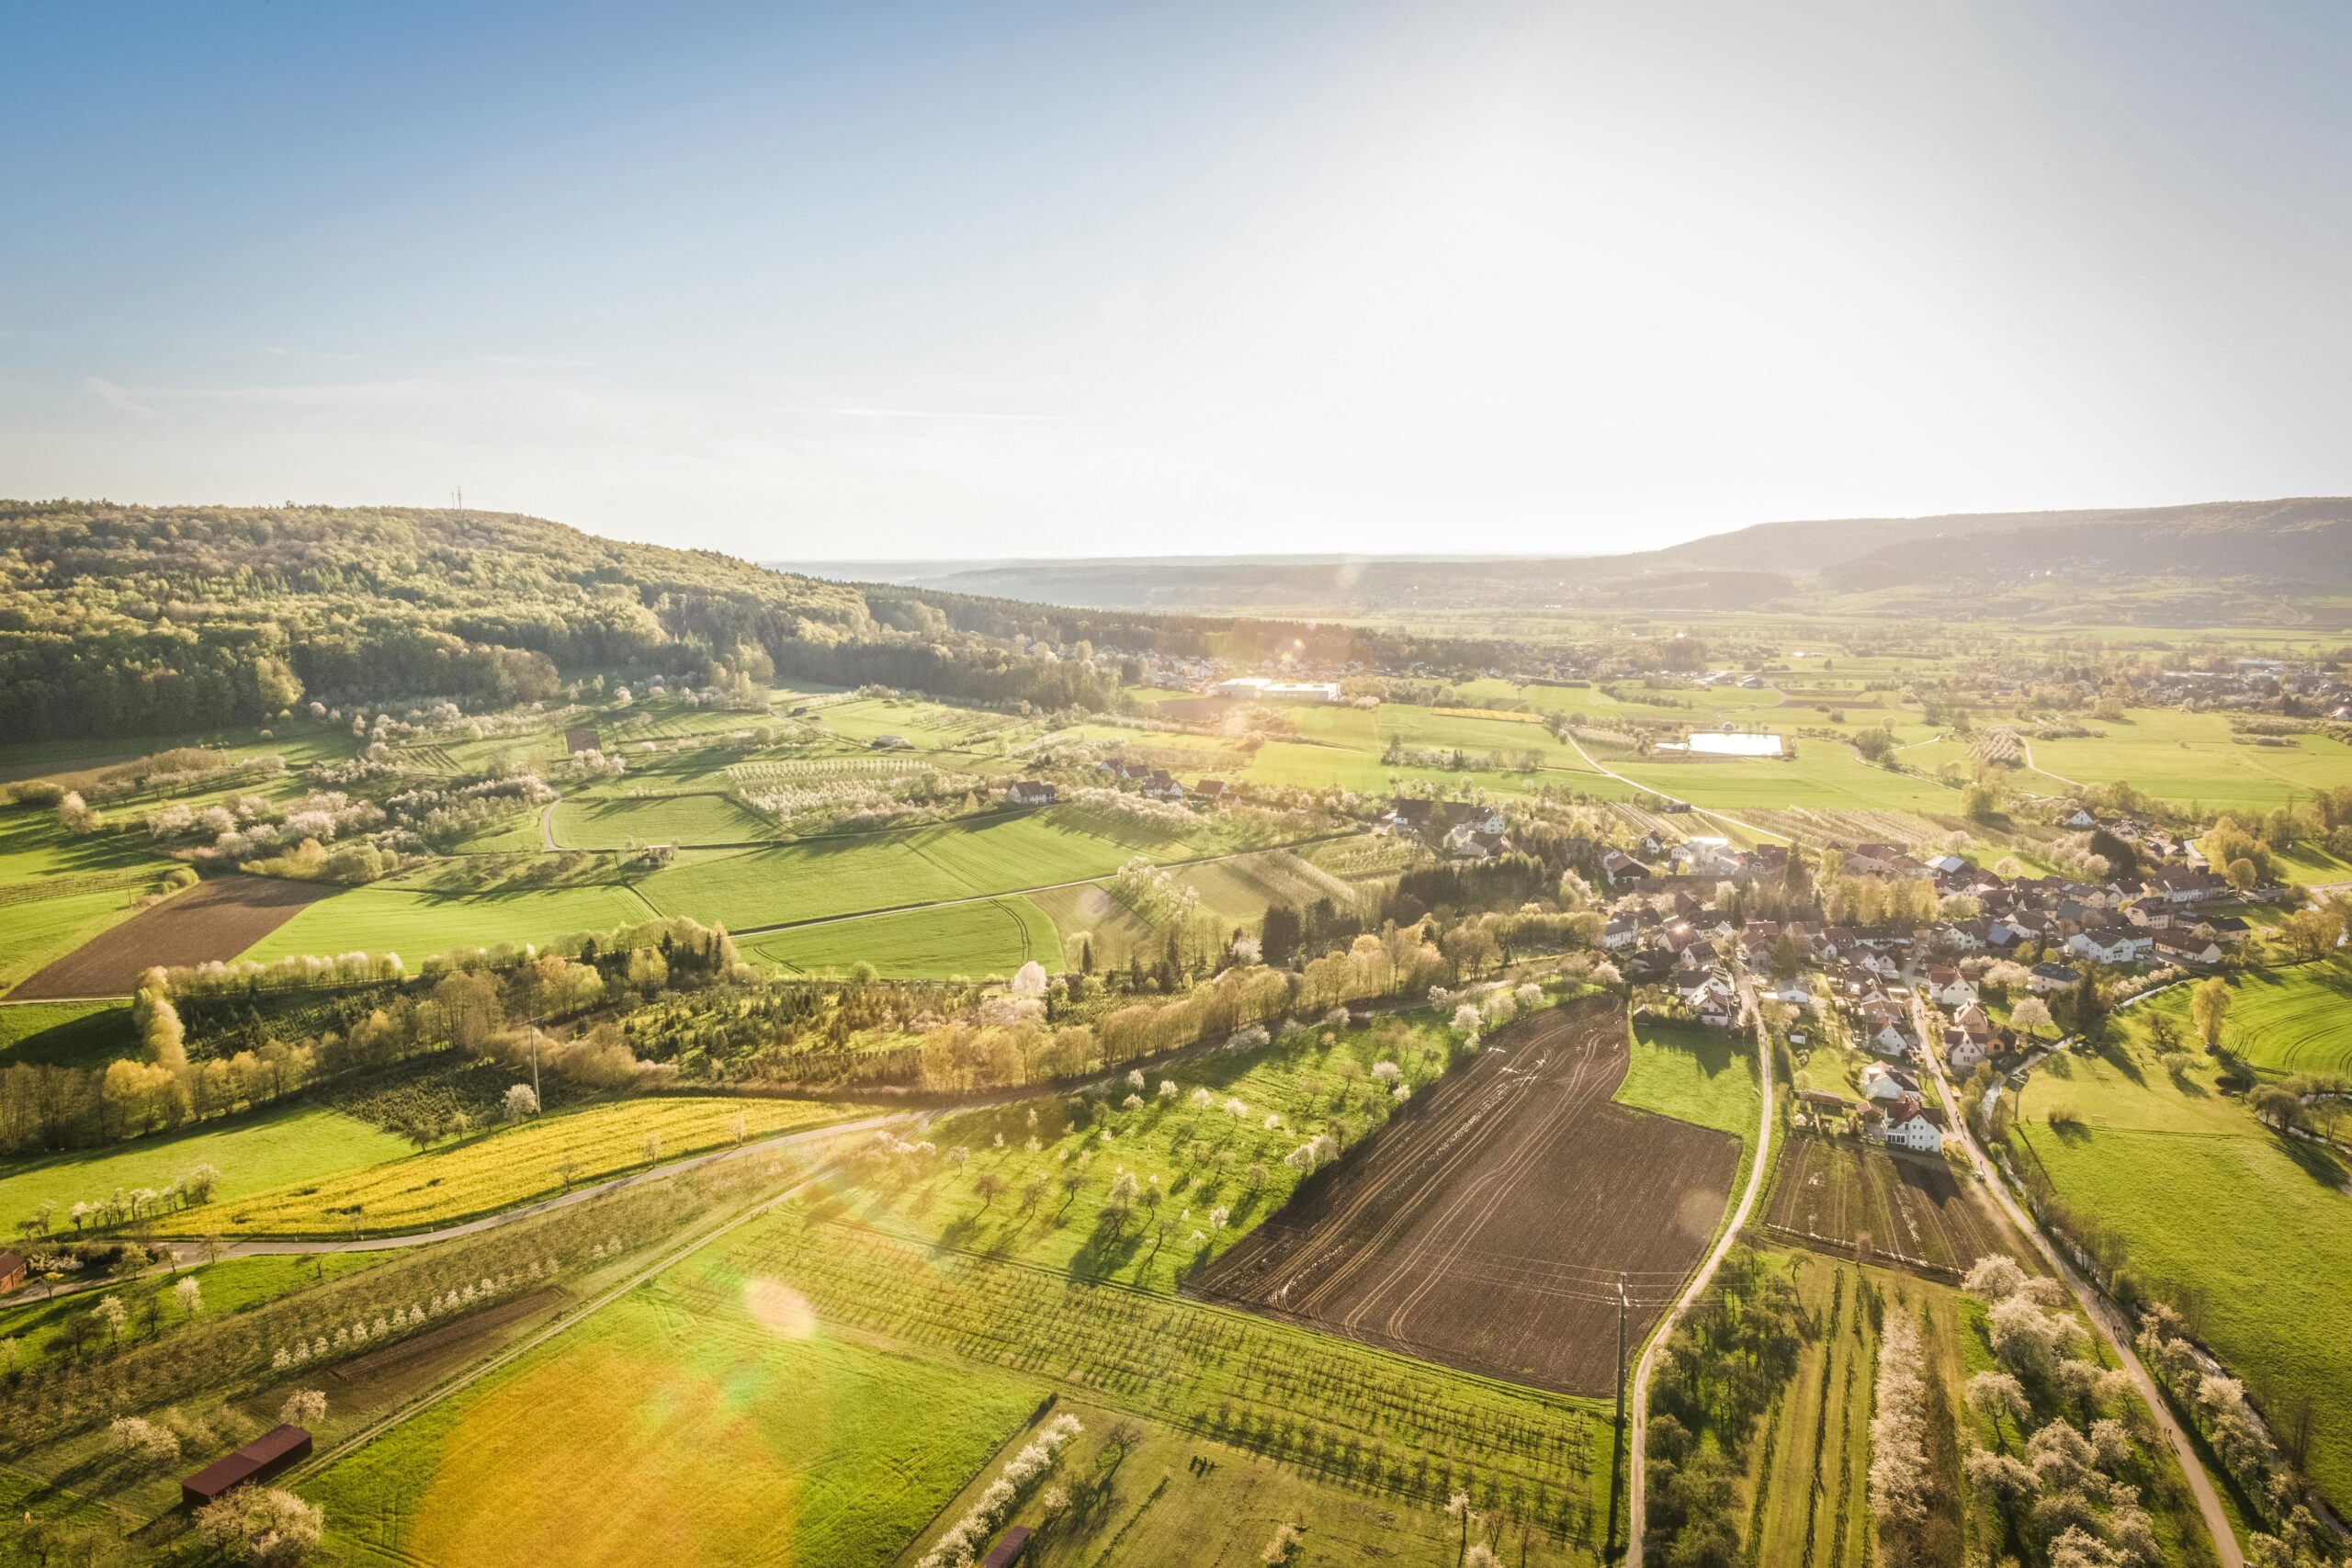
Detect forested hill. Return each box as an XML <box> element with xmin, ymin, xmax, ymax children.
<box><xmin>0</xmin><ymin>501</ymin><xmax>1539</xmax><ymax>741</ymax></box>
<box><xmin>0</xmin><ymin>501</ymin><xmax>1114</xmax><ymax>739</ymax></box>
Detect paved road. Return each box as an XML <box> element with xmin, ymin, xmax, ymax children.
<box><xmin>1623</xmin><ymin>970</ymin><xmax>1775</xmax><ymax>1568</ymax></box>
<box><xmin>1908</xmin><ymin>987</ymin><xmax>2243</xmax><ymax>1568</ymax></box>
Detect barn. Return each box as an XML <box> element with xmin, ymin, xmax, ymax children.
<box><xmin>181</xmin><ymin>1425</ymin><xmax>313</xmax><ymax>1509</ymax></box>
<box><xmin>979</xmin><ymin>1526</ymin><xmax>1034</xmax><ymax>1568</ymax></box>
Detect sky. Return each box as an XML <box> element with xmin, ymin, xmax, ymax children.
<box><xmin>4</xmin><ymin>0</ymin><xmax>2348</xmax><ymax>561</ymax></box>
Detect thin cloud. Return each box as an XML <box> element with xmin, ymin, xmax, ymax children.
<box><xmin>85</xmin><ymin>377</ymin><xmax>155</xmax><ymax>416</ymax></box>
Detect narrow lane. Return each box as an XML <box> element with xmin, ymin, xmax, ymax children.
<box><xmin>1907</xmin><ymin>986</ymin><xmax>2242</xmax><ymax>1568</ymax></box>
<box><xmin>1623</xmin><ymin>971</ymin><xmax>1774</xmax><ymax>1568</ymax></box>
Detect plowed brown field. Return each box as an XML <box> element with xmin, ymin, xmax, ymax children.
<box><xmin>8</xmin><ymin>874</ymin><xmax>331</xmax><ymax>998</ymax></box>
<box><xmin>1189</xmin><ymin>995</ymin><xmax>1739</xmax><ymax>1395</ymax></box>
<box><xmin>1762</xmin><ymin>1133</ymin><xmax>2012</xmax><ymax>1278</ymax></box>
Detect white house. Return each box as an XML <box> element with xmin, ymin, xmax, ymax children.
<box><xmin>1942</xmin><ymin>1027</ymin><xmax>1985</xmax><ymax>1075</ymax></box>
<box><xmin>1871</xmin><ymin>1094</ymin><xmax>1947</xmax><ymax>1155</ymax></box>
<box><xmin>2066</xmin><ymin>930</ymin><xmax>2152</xmax><ymax>965</ymax></box>
<box><xmin>1931</xmin><ymin>975</ymin><xmax>1980</xmax><ymax>1009</ymax></box>
<box><xmin>1860</xmin><ymin>1062</ymin><xmax>1919</xmax><ymax>1102</ymax></box>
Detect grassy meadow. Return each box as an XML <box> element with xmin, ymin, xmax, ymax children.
<box><xmin>743</xmin><ymin>895</ymin><xmax>1063</xmax><ymax>979</ymax></box>
<box><xmin>2008</xmin><ymin>1036</ymin><xmax>2352</xmax><ymax>1505</ymax></box>
<box><xmin>311</xmin><ymin>1290</ymin><xmax>1044</xmax><ymax>1568</ymax></box>
<box><xmin>0</xmin><ymin>1100</ymin><xmax>410</xmax><ymax>1239</ymax></box>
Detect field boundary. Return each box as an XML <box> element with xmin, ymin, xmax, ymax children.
<box><xmin>1623</xmin><ymin>972</ymin><xmax>1775</xmax><ymax>1568</ymax></box>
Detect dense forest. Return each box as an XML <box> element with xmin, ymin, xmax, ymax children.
<box><xmin>0</xmin><ymin>502</ymin><xmax>1114</xmax><ymax>738</ymax></box>
<box><xmin>0</xmin><ymin>501</ymin><xmax>1561</xmax><ymax>741</ymax></box>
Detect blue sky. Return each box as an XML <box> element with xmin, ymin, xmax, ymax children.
<box><xmin>4</xmin><ymin>1</ymin><xmax>2348</xmax><ymax>558</ymax></box>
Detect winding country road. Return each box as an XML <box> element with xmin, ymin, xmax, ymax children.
<box><xmin>1909</xmin><ymin>987</ymin><xmax>2243</xmax><ymax>1568</ymax></box>
<box><xmin>1623</xmin><ymin>970</ymin><xmax>1775</xmax><ymax>1568</ymax></box>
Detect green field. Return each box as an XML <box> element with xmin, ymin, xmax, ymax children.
<box><xmin>148</xmin><ymin>1095</ymin><xmax>870</xmax><ymax>1237</ymax></box>
<box><xmin>311</xmin><ymin>1288</ymin><xmax>1042</xmax><ymax>1568</ymax></box>
<box><xmin>1616</xmin><ymin>1014</ymin><xmax>1763</xmax><ymax>1142</ymax></box>
<box><xmin>241</xmin><ymin>879</ymin><xmax>659</xmax><ymax>963</ymax></box>
<box><xmin>639</xmin><ymin>808</ymin><xmax>1223</xmax><ymax>933</ymax></box>
<box><xmin>684</xmin><ymin>1201</ymin><xmax>1615</xmax><ymax>1551</ymax></box>
<box><xmin>550</xmin><ymin>791</ymin><xmax>775</xmax><ymax>849</ymax></box>
<box><xmin>1611</xmin><ymin>743</ymin><xmax>1959</xmax><ymax>817</ymax></box>
<box><xmin>2029</xmin><ymin>708</ymin><xmax>2352</xmax><ymax>814</ymax></box>
<box><xmin>2011</xmin><ymin>1042</ymin><xmax>2352</xmax><ymax>1505</ymax></box>
<box><xmin>811</xmin><ymin>695</ymin><xmax>1018</xmax><ymax>750</ymax></box>
<box><xmin>0</xmin><ymin>1001</ymin><xmax>135</xmax><ymax>1069</ymax></box>
<box><xmin>2159</xmin><ymin>957</ymin><xmax>2352</xmax><ymax>1078</ymax></box>
<box><xmin>744</xmin><ymin>896</ymin><xmax>1063</xmax><ymax>979</ymax></box>
<box><xmin>0</xmin><ymin>1101</ymin><xmax>410</xmax><ymax>1238</ymax></box>
<box><xmin>0</xmin><ymin>1252</ymin><xmax>387</xmax><ymax>1371</ymax></box>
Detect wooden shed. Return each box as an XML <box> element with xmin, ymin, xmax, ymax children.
<box><xmin>979</xmin><ymin>1526</ymin><xmax>1034</xmax><ymax>1568</ymax></box>
<box><xmin>181</xmin><ymin>1424</ymin><xmax>312</xmax><ymax>1509</ymax></box>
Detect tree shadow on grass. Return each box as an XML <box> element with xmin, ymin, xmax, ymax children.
<box><xmin>1068</xmin><ymin>1211</ymin><xmax>1148</xmax><ymax>1282</ymax></box>
<box><xmin>2270</xmin><ymin>1129</ymin><xmax>2352</xmax><ymax>1194</ymax></box>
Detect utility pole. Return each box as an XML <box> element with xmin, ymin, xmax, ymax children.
<box><xmin>1614</xmin><ymin>1273</ymin><xmax>1630</xmax><ymax>1434</ymax></box>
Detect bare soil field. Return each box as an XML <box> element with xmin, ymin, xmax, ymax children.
<box><xmin>7</xmin><ymin>874</ymin><xmax>332</xmax><ymax>998</ymax></box>
<box><xmin>1761</xmin><ymin>1134</ymin><xmax>2013</xmax><ymax>1279</ymax></box>
<box><xmin>1189</xmin><ymin>996</ymin><xmax>1739</xmax><ymax>1396</ymax></box>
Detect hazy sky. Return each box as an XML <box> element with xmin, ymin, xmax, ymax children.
<box><xmin>5</xmin><ymin>1</ymin><xmax>2347</xmax><ymax>560</ymax></box>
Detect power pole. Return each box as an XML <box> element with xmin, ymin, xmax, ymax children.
<box><xmin>1615</xmin><ymin>1273</ymin><xmax>1630</xmax><ymax>1434</ymax></box>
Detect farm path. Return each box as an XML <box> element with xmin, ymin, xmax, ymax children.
<box><xmin>2017</xmin><ymin>735</ymin><xmax>2086</xmax><ymax>790</ymax></box>
<box><xmin>539</xmin><ymin>793</ymin><xmax>560</xmax><ymax>852</ymax></box>
<box><xmin>1908</xmin><ymin>987</ymin><xmax>2244</xmax><ymax>1568</ymax></box>
<box><xmin>1560</xmin><ymin>734</ymin><xmax>1793</xmax><ymax>846</ymax></box>
<box><xmin>170</xmin><ymin>1109</ymin><xmax>913</xmax><ymax>1261</ymax></box>
<box><xmin>1623</xmin><ymin>969</ymin><xmax>1774</xmax><ymax>1568</ymax></box>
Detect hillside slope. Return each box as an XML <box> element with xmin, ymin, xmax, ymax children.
<box><xmin>0</xmin><ymin>502</ymin><xmax>1116</xmax><ymax>739</ymax></box>
<box><xmin>786</xmin><ymin>497</ymin><xmax>2352</xmax><ymax>618</ymax></box>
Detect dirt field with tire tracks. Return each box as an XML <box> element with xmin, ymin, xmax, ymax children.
<box><xmin>1189</xmin><ymin>994</ymin><xmax>1739</xmax><ymax>1395</ymax></box>
<box><xmin>1761</xmin><ymin>1133</ymin><xmax>2013</xmax><ymax>1278</ymax></box>
<box><xmin>7</xmin><ymin>874</ymin><xmax>331</xmax><ymax>998</ymax></box>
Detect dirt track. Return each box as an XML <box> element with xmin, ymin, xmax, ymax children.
<box><xmin>7</xmin><ymin>874</ymin><xmax>331</xmax><ymax>998</ymax></box>
<box><xmin>1190</xmin><ymin>996</ymin><xmax>1739</xmax><ymax>1395</ymax></box>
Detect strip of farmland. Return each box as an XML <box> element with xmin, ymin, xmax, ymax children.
<box><xmin>1189</xmin><ymin>995</ymin><xmax>1739</xmax><ymax>1396</ymax></box>
<box><xmin>7</xmin><ymin>874</ymin><xmax>332</xmax><ymax>998</ymax></box>
<box><xmin>1760</xmin><ymin>1134</ymin><xmax>2015</xmax><ymax>1279</ymax></box>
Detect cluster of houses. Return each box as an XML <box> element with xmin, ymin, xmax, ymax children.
<box><xmin>2140</xmin><ymin>658</ymin><xmax>2352</xmax><ymax>719</ymax></box>
<box><xmin>1377</xmin><ymin>796</ymin><xmax>1510</xmax><ymax>860</ymax></box>
<box><xmin>1069</xmin><ymin>760</ymin><xmax>1233</xmax><ymax>806</ymax></box>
